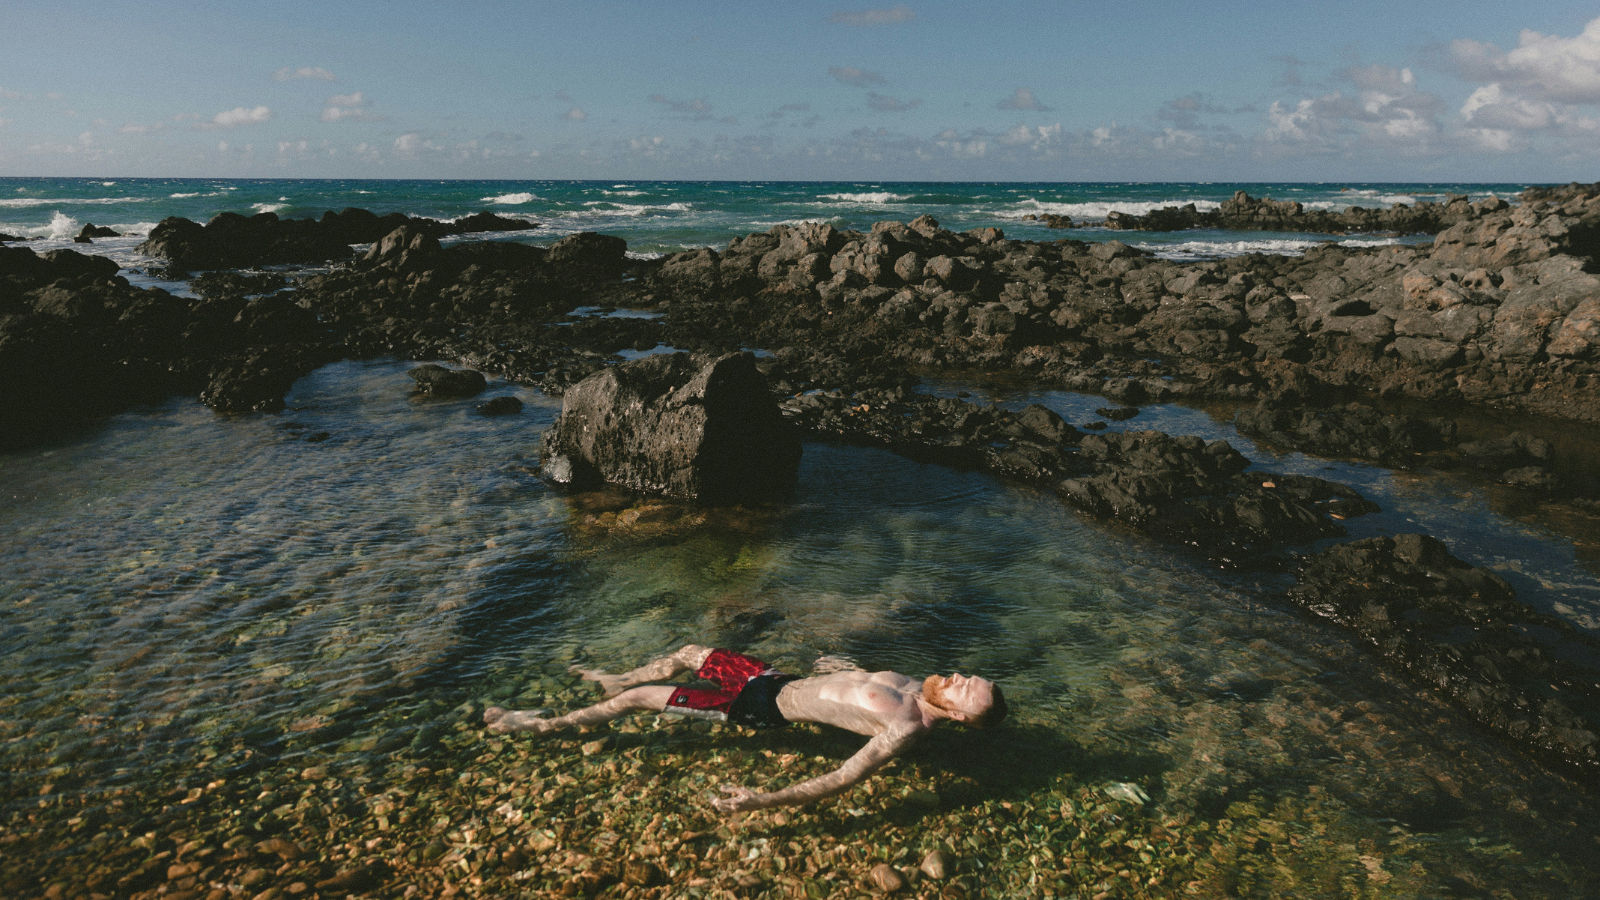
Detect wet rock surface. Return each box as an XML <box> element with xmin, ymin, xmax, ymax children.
<box><xmin>1289</xmin><ymin>534</ymin><xmax>1600</xmax><ymax>773</ymax></box>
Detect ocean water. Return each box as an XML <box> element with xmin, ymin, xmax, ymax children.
<box><xmin>5</xmin><ymin>179</ymin><xmax>1600</xmax><ymax>895</ymax></box>
<box><xmin>0</xmin><ymin>177</ymin><xmax>1533</xmax><ymax>268</ymax></box>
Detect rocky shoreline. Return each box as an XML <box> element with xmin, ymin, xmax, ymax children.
<box><xmin>1026</xmin><ymin>189</ymin><xmax>1501</xmax><ymax>235</ymax></box>
<box><xmin>4</xmin><ymin>186</ymin><xmax>1600</xmax><ymax>778</ymax></box>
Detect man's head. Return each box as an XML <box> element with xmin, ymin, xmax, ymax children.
<box><xmin>923</xmin><ymin>673</ymin><xmax>1007</xmax><ymax>728</ymax></box>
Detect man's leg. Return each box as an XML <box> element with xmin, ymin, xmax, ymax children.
<box><xmin>485</xmin><ymin>685</ymin><xmax>676</xmax><ymax>734</ymax></box>
<box><xmin>572</xmin><ymin>644</ymin><xmax>714</xmax><ymax>697</ymax></box>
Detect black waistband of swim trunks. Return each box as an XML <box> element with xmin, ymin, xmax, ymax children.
<box><xmin>726</xmin><ymin>673</ymin><xmax>799</xmax><ymax>729</ymax></box>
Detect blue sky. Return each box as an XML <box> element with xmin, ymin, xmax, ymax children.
<box><xmin>2</xmin><ymin>1</ymin><xmax>1597</xmax><ymax>181</ymax></box>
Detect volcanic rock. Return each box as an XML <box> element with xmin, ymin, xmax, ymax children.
<box><xmin>540</xmin><ymin>351</ymin><xmax>801</xmax><ymax>503</ymax></box>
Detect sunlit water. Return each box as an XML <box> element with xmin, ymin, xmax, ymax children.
<box><xmin>4</xmin><ymin>359</ymin><xmax>1598</xmax><ymax>895</ymax></box>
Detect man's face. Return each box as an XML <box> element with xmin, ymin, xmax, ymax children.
<box><xmin>926</xmin><ymin>672</ymin><xmax>997</xmax><ymax>721</ymax></box>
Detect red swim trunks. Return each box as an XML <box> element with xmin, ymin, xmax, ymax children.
<box><xmin>666</xmin><ymin>649</ymin><xmax>795</xmax><ymax>727</ymax></box>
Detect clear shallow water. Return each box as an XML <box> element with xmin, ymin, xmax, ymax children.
<box><xmin>3</xmin><ymin>360</ymin><xmax>1599</xmax><ymax>896</ymax></box>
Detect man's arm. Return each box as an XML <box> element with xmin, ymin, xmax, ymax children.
<box><xmin>712</xmin><ymin>725</ymin><xmax>919</xmax><ymax>813</ymax></box>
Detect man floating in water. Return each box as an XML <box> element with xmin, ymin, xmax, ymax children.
<box><xmin>483</xmin><ymin>644</ymin><xmax>1006</xmax><ymax>813</ymax></box>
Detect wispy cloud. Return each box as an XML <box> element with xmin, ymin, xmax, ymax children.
<box><xmin>829</xmin><ymin>66</ymin><xmax>886</xmax><ymax>87</ymax></box>
<box><xmin>274</xmin><ymin>66</ymin><xmax>336</xmax><ymax>82</ymax></box>
<box><xmin>321</xmin><ymin>92</ymin><xmax>379</xmax><ymax>122</ymax></box>
<box><xmin>867</xmin><ymin>92</ymin><xmax>921</xmax><ymax>112</ymax></box>
<box><xmin>649</xmin><ymin>93</ymin><xmax>735</xmax><ymax>124</ymax></box>
<box><xmin>997</xmin><ymin>88</ymin><xmax>1052</xmax><ymax>112</ymax></box>
<box><xmin>829</xmin><ymin>5</ymin><xmax>914</xmax><ymax>27</ymax></box>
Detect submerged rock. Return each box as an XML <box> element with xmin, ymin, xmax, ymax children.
<box><xmin>407</xmin><ymin>363</ymin><xmax>488</xmax><ymax>398</ymax></box>
<box><xmin>1289</xmin><ymin>534</ymin><xmax>1600</xmax><ymax>775</ymax></box>
<box><xmin>540</xmin><ymin>351</ymin><xmax>801</xmax><ymax>504</ymax></box>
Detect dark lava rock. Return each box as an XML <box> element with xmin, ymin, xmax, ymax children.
<box><xmin>137</xmin><ymin>207</ymin><xmax>540</xmax><ymax>273</ymax></box>
<box><xmin>408</xmin><ymin>364</ymin><xmax>488</xmax><ymax>398</ymax></box>
<box><xmin>476</xmin><ymin>395</ymin><xmax>524</xmax><ymax>416</ymax></box>
<box><xmin>547</xmin><ymin>231</ymin><xmax>629</xmax><ymax>275</ymax></box>
<box><xmin>452</xmin><ymin>211</ymin><xmax>539</xmax><ymax>233</ymax></box>
<box><xmin>1290</xmin><ymin>534</ymin><xmax>1600</xmax><ymax>775</ymax></box>
<box><xmin>74</xmin><ymin>223</ymin><xmax>120</xmax><ymax>243</ymax></box>
<box><xmin>199</xmin><ymin>352</ymin><xmax>306</xmax><ymax>414</ymax></box>
<box><xmin>541</xmin><ymin>351</ymin><xmax>801</xmax><ymax>504</ymax></box>
<box><xmin>1057</xmin><ymin>431</ymin><xmax>1370</xmax><ymax>561</ymax></box>
<box><xmin>1097</xmin><ymin>190</ymin><xmax>1490</xmax><ymax>235</ymax></box>
<box><xmin>140</xmin><ymin>212</ymin><xmax>357</xmax><ymax>272</ymax></box>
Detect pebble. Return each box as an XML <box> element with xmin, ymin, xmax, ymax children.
<box><xmin>920</xmin><ymin>849</ymin><xmax>951</xmax><ymax>880</ymax></box>
<box><xmin>868</xmin><ymin>862</ymin><xmax>906</xmax><ymax>893</ymax></box>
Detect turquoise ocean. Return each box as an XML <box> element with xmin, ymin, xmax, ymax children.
<box><xmin>0</xmin><ymin>177</ymin><xmax>1535</xmax><ymax>263</ymax></box>
<box><xmin>5</xmin><ymin>178</ymin><xmax>1600</xmax><ymax>895</ymax></box>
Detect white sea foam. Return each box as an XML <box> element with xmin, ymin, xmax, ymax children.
<box><xmin>46</xmin><ymin>211</ymin><xmax>80</xmax><ymax>240</ymax></box>
<box><xmin>572</xmin><ymin>201</ymin><xmax>692</xmax><ymax>217</ymax></box>
<box><xmin>1141</xmin><ymin>235</ymin><xmax>1403</xmax><ymax>261</ymax></box>
<box><xmin>252</xmin><ymin>202</ymin><xmax>289</xmax><ymax>215</ymax></box>
<box><xmin>604</xmin><ymin>190</ymin><xmax>645</xmax><ymax>197</ymax></box>
<box><xmin>1302</xmin><ymin>190</ymin><xmax>1420</xmax><ymax>211</ymax></box>
<box><xmin>1003</xmin><ymin>198</ymin><xmax>1223</xmax><ymax>222</ymax></box>
<box><xmin>820</xmin><ymin>192</ymin><xmax>910</xmax><ymax>204</ymax></box>
<box><xmin>483</xmin><ymin>192</ymin><xmax>541</xmax><ymax>205</ymax></box>
<box><xmin>0</xmin><ymin>196</ymin><xmax>132</xmax><ymax>208</ymax></box>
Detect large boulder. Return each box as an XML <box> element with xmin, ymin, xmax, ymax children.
<box><xmin>540</xmin><ymin>352</ymin><xmax>801</xmax><ymax>504</ymax></box>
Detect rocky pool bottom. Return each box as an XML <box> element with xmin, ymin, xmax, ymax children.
<box><xmin>3</xmin><ymin>360</ymin><xmax>1599</xmax><ymax>898</ymax></box>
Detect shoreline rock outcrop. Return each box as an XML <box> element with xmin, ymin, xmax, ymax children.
<box><xmin>1028</xmin><ymin>190</ymin><xmax>1505</xmax><ymax>235</ymax></box>
<box><xmin>540</xmin><ymin>352</ymin><xmax>801</xmax><ymax>504</ymax></box>
<box><xmin>138</xmin><ymin>207</ymin><xmax>539</xmax><ymax>273</ymax></box>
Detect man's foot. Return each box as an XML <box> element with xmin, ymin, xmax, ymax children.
<box><xmin>483</xmin><ymin>706</ymin><xmax>555</xmax><ymax>734</ymax></box>
<box><xmin>570</xmin><ymin>665</ymin><xmax>626</xmax><ymax>698</ymax></box>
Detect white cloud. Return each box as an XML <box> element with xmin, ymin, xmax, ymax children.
<box><xmin>210</xmin><ymin>105</ymin><xmax>272</xmax><ymax>128</ymax></box>
<box><xmin>829</xmin><ymin>5</ymin><xmax>914</xmax><ymax>27</ymax></box>
<box><xmin>1461</xmin><ymin>83</ymin><xmax>1561</xmax><ymax>130</ymax></box>
<box><xmin>997</xmin><ymin>88</ymin><xmax>1052</xmax><ymax>112</ymax></box>
<box><xmin>999</xmin><ymin>122</ymin><xmax>1063</xmax><ymax>149</ymax></box>
<box><xmin>1463</xmin><ymin>126</ymin><xmax>1517</xmax><ymax>153</ymax></box>
<box><xmin>565</xmin><ymin>107</ymin><xmax>588</xmax><ymax>121</ymax></box>
<box><xmin>275</xmin><ymin>66</ymin><xmax>336</xmax><ymax>82</ymax></box>
<box><xmin>1450</xmin><ymin>17</ymin><xmax>1600</xmax><ymax>104</ymax></box>
<box><xmin>1260</xmin><ymin>65</ymin><xmax>1441</xmax><ymax>152</ymax></box>
<box><xmin>321</xmin><ymin>92</ymin><xmax>377</xmax><ymax>123</ymax></box>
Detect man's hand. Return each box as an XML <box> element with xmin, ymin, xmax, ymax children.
<box><xmin>712</xmin><ymin>784</ymin><xmax>762</xmax><ymax>813</ymax></box>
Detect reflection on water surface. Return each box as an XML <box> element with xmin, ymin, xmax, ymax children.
<box><xmin>2</xmin><ymin>359</ymin><xmax>1597</xmax><ymax>896</ymax></box>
